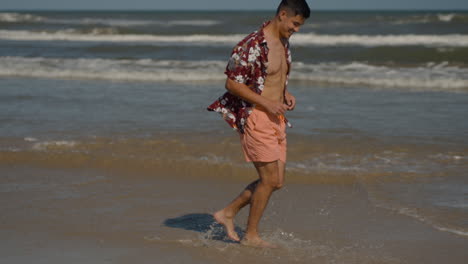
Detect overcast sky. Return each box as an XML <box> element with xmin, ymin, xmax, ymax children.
<box><xmin>1</xmin><ymin>0</ymin><xmax>468</xmax><ymax>11</ymax></box>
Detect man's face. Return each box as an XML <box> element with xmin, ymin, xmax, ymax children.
<box><xmin>278</xmin><ymin>10</ymin><xmax>306</xmax><ymax>39</ymax></box>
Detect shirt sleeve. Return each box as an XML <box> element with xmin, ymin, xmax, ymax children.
<box><xmin>224</xmin><ymin>43</ymin><xmax>253</xmax><ymax>85</ymax></box>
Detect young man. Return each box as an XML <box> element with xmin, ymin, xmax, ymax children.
<box><xmin>207</xmin><ymin>0</ymin><xmax>310</xmax><ymax>248</ymax></box>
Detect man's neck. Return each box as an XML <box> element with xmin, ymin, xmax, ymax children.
<box><xmin>264</xmin><ymin>18</ymin><xmax>281</xmax><ymax>41</ymax></box>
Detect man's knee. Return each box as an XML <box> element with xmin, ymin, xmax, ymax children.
<box><xmin>273</xmin><ymin>182</ymin><xmax>283</xmax><ymax>191</ymax></box>
<box><xmin>264</xmin><ymin>177</ymin><xmax>283</xmax><ymax>191</ymax></box>
<box><xmin>255</xmin><ymin>161</ymin><xmax>284</xmax><ymax>190</ymax></box>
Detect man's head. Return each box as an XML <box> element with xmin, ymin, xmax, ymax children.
<box><xmin>275</xmin><ymin>0</ymin><xmax>310</xmax><ymax>39</ymax></box>
<box><xmin>276</xmin><ymin>0</ymin><xmax>311</xmax><ymax>19</ymax></box>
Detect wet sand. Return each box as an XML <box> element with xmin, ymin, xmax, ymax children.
<box><xmin>1</xmin><ymin>165</ymin><xmax>466</xmax><ymax>264</ymax></box>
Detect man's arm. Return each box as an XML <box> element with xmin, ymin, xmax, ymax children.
<box><xmin>225</xmin><ymin>78</ymin><xmax>288</xmax><ymax>116</ymax></box>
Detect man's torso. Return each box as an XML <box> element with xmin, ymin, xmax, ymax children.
<box><xmin>207</xmin><ymin>21</ymin><xmax>292</xmax><ymax>133</ymax></box>
<box><xmin>261</xmin><ymin>32</ymin><xmax>288</xmax><ymax>106</ymax></box>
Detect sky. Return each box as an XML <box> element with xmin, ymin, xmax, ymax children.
<box><xmin>1</xmin><ymin>0</ymin><xmax>468</xmax><ymax>11</ymax></box>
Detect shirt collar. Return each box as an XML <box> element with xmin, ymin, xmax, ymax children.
<box><xmin>259</xmin><ymin>21</ymin><xmax>271</xmax><ymax>46</ymax></box>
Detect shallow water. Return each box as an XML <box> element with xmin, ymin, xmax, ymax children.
<box><xmin>1</xmin><ymin>76</ymin><xmax>468</xmax><ymax>239</ymax></box>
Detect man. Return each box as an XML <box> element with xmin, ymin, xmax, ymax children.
<box><xmin>207</xmin><ymin>0</ymin><xmax>310</xmax><ymax>248</ymax></box>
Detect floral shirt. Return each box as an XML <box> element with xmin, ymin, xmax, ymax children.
<box><xmin>207</xmin><ymin>21</ymin><xmax>292</xmax><ymax>134</ymax></box>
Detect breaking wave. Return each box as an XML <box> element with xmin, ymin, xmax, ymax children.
<box><xmin>1</xmin><ymin>29</ymin><xmax>468</xmax><ymax>47</ymax></box>
<box><xmin>0</xmin><ymin>12</ymin><xmax>45</xmax><ymax>23</ymax></box>
<box><xmin>0</xmin><ymin>12</ymin><xmax>221</xmax><ymax>27</ymax></box>
<box><xmin>1</xmin><ymin>56</ymin><xmax>466</xmax><ymax>90</ymax></box>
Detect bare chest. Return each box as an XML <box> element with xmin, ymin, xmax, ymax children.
<box><xmin>261</xmin><ymin>41</ymin><xmax>287</xmax><ymax>101</ymax></box>
<box><xmin>266</xmin><ymin>44</ymin><xmax>287</xmax><ymax>77</ymax></box>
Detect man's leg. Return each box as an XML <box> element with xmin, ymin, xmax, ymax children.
<box><xmin>214</xmin><ymin>160</ymin><xmax>285</xmax><ymax>243</ymax></box>
<box><xmin>241</xmin><ymin>160</ymin><xmax>285</xmax><ymax>248</ymax></box>
<box><xmin>213</xmin><ymin>179</ymin><xmax>259</xmax><ymax>241</ymax></box>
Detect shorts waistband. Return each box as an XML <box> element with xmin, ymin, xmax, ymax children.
<box><xmin>252</xmin><ymin>105</ymin><xmax>285</xmax><ymax>121</ymax></box>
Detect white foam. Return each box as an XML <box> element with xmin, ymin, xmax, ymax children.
<box><xmin>1</xmin><ymin>56</ymin><xmax>467</xmax><ymax>90</ymax></box>
<box><xmin>79</xmin><ymin>18</ymin><xmax>151</xmax><ymax>26</ymax></box>
<box><xmin>2</xmin><ymin>29</ymin><xmax>468</xmax><ymax>47</ymax></box>
<box><xmin>59</xmin><ymin>27</ymin><xmax>121</xmax><ymax>35</ymax></box>
<box><xmin>437</xmin><ymin>13</ymin><xmax>456</xmax><ymax>22</ymax></box>
<box><xmin>32</xmin><ymin>140</ymin><xmax>77</xmax><ymax>151</ymax></box>
<box><xmin>388</xmin><ymin>15</ymin><xmax>430</xmax><ymax>25</ymax></box>
<box><xmin>163</xmin><ymin>20</ymin><xmax>221</xmax><ymax>27</ymax></box>
<box><xmin>429</xmin><ymin>153</ymin><xmax>467</xmax><ymax>161</ymax></box>
<box><xmin>396</xmin><ymin>207</ymin><xmax>468</xmax><ymax>237</ymax></box>
<box><xmin>386</xmin><ymin>13</ymin><xmax>467</xmax><ymax>25</ymax></box>
<box><xmin>288</xmin><ymin>150</ymin><xmax>462</xmax><ymax>175</ymax></box>
<box><xmin>434</xmin><ymin>201</ymin><xmax>468</xmax><ymax>209</ymax></box>
<box><xmin>0</xmin><ymin>12</ymin><xmax>221</xmax><ymax>27</ymax></box>
<box><xmin>292</xmin><ymin>61</ymin><xmax>468</xmax><ymax>90</ymax></box>
<box><xmin>287</xmin><ymin>160</ymin><xmax>363</xmax><ymax>173</ymax></box>
<box><xmin>432</xmin><ymin>226</ymin><xmax>468</xmax><ymax>237</ymax></box>
<box><xmin>368</xmin><ymin>197</ymin><xmax>468</xmax><ymax>238</ymax></box>
<box><xmin>0</xmin><ymin>56</ymin><xmax>226</xmax><ymax>82</ymax></box>
<box><xmin>0</xmin><ymin>12</ymin><xmax>45</xmax><ymax>23</ymax></box>
<box><xmin>292</xmin><ymin>33</ymin><xmax>468</xmax><ymax>47</ymax></box>
<box><xmin>49</xmin><ymin>17</ymin><xmax>221</xmax><ymax>27</ymax></box>
<box><xmin>0</xmin><ymin>29</ymin><xmax>240</xmax><ymax>45</ymax></box>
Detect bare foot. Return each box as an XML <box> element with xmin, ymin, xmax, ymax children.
<box><xmin>240</xmin><ymin>236</ymin><xmax>278</xmax><ymax>249</ymax></box>
<box><xmin>213</xmin><ymin>210</ymin><xmax>240</xmax><ymax>242</ymax></box>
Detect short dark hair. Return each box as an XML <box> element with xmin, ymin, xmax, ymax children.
<box><xmin>276</xmin><ymin>0</ymin><xmax>311</xmax><ymax>19</ymax></box>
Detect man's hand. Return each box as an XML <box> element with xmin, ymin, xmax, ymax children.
<box><xmin>284</xmin><ymin>91</ymin><xmax>296</xmax><ymax>111</ymax></box>
<box><xmin>226</xmin><ymin>78</ymin><xmax>289</xmax><ymax>116</ymax></box>
<box><xmin>263</xmin><ymin>100</ymin><xmax>288</xmax><ymax>116</ymax></box>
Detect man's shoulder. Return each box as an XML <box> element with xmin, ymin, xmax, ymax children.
<box><xmin>234</xmin><ymin>28</ymin><xmax>265</xmax><ymax>50</ymax></box>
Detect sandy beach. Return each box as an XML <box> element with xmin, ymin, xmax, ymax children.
<box><xmin>1</xmin><ymin>161</ymin><xmax>467</xmax><ymax>263</ymax></box>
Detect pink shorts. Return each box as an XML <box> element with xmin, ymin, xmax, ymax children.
<box><xmin>240</xmin><ymin>107</ymin><xmax>287</xmax><ymax>163</ymax></box>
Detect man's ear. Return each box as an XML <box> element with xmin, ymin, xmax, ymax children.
<box><xmin>278</xmin><ymin>9</ymin><xmax>288</xmax><ymax>21</ymax></box>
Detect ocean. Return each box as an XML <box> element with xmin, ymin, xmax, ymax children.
<box><xmin>0</xmin><ymin>10</ymin><xmax>467</xmax><ymax>263</ymax></box>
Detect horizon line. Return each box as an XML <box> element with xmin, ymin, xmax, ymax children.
<box><xmin>1</xmin><ymin>8</ymin><xmax>468</xmax><ymax>12</ymax></box>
